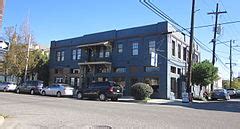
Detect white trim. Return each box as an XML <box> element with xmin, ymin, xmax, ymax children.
<box><xmin>76</xmin><ymin>41</ymin><xmax>110</xmax><ymax>48</ymax></box>
<box><xmin>78</xmin><ymin>61</ymin><xmax>111</xmax><ymax>65</ymax></box>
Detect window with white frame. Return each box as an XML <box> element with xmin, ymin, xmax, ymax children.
<box><xmin>172</xmin><ymin>40</ymin><xmax>175</xmax><ymax>56</ymax></box>
<box><xmin>61</xmin><ymin>51</ymin><xmax>64</xmax><ymax>61</ymax></box>
<box><xmin>55</xmin><ymin>77</ymin><xmax>63</xmax><ymax>83</ymax></box>
<box><xmin>118</xmin><ymin>44</ymin><xmax>123</xmax><ymax>53</ymax></box>
<box><xmin>149</xmin><ymin>41</ymin><xmax>156</xmax><ymax>54</ymax></box>
<box><xmin>99</xmin><ymin>47</ymin><xmax>104</xmax><ymax>58</ymax></box>
<box><xmin>77</xmin><ymin>48</ymin><xmax>81</xmax><ymax>59</ymax></box>
<box><xmin>72</xmin><ymin>50</ymin><xmax>76</xmax><ymax>60</ymax></box>
<box><xmin>183</xmin><ymin>47</ymin><xmax>187</xmax><ymax>61</ymax></box>
<box><xmin>57</xmin><ymin>51</ymin><xmax>61</xmax><ymax>61</ymax></box>
<box><xmin>70</xmin><ymin>77</ymin><xmax>75</xmax><ymax>86</ymax></box>
<box><xmin>132</xmin><ymin>42</ymin><xmax>138</xmax><ymax>56</ymax></box>
<box><xmin>178</xmin><ymin>44</ymin><xmax>181</xmax><ymax>59</ymax></box>
<box><xmin>105</xmin><ymin>50</ymin><xmax>110</xmax><ymax>57</ymax></box>
<box><xmin>105</xmin><ymin>47</ymin><xmax>111</xmax><ymax>57</ymax></box>
<box><xmin>115</xmin><ymin>67</ymin><xmax>127</xmax><ymax>73</ymax></box>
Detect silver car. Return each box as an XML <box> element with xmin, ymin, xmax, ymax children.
<box><xmin>0</xmin><ymin>82</ymin><xmax>17</xmax><ymax>92</ymax></box>
<box><xmin>41</xmin><ymin>84</ymin><xmax>74</xmax><ymax>97</ymax></box>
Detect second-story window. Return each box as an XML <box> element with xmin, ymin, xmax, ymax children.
<box><xmin>178</xmin><ymin>44</ymin><xmax>181</xmax><ymax>59</ymax></box>
<box><xmin>72</xmin><ymin>48</ymin><xmax>81</xmax><ymax>60</ymax></box>
<box><xmin>61</xmin><ymin>51</ymin><xmax>64</xmax><ymax>61</ymax></box>
<box><xmin>118</xmin><ymin>44</ymin><xmax>123</xmax><ymax>53</ymax></box>
<box><xmin>149</xmin><ymin>41</ymin><xmax>156</xmax><ymax>54</ymax></box>
<box><xmin>57</xmin><ymin>51</ymin><xmax>61</xmax><ymax>61</ymax></box>
<box><xmin>172</xmin><ymin>40</ymin><xmax>175</xmax><ymax>56</ymax></box>
<box><xmin>105</xmin><ymin>50</ymin><xmax>110</xmax><ymax>57</ymax></box>
<box><xmin>183</xmin><ymin>47</ymin><xmax>187</xmax><ymax>61</ymax></box>
<box><xmin>77</xmin><ymin>48</ymin><xmax>81</xmax><ymax>60</ymax></box>
<box><xmin>132</xmin><ymin>42</ymin><xmax>138</xmax><ymax>56</ymax></box>
<box><xmin>72</xmin><ymin>50</ymin><xmax>76</xmax><ymax>60</ymax></box>
<box><xmin>99</xmin><ymin>47</ymin><xmax>104</xmax><ymax>58</ymax></box>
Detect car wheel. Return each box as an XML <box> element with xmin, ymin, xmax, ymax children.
<box><xmin>99</xmin><ymin>93</ymin><xmax>107</xmax><ymax>101</ymax></box>
<box><xmin>30</xmin><ymin>90</ymin><xmax>34</xmax><ymax>95</ymax></box>
<box><xmin>111</xmin><ymin>97</ymin><xmax>118</xmax><ymax>101</ymax></box>
<box><xmin>57</xmin><ymin>92</ymin><xmax>61</xmax><ymax>97</ymax></box>
<box><xmin>42</xmin><ymin>91</ymin><xmax>46</xmax><ymax>96</ymax></box>
<box><xmin>3</xmin><ymin>88</ymin><xmax>7</xmax><ymax>92</ymax></box>
<box><xmin>77</xmin><ymin>92</ymin><xmax>83</xmax><ymax>100</ymax></box>
<box><xmin>16</xmin><ymin>89</ymin><xmax>20</xmax><ymax>94</ymax></box>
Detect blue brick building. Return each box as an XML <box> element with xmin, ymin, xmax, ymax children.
<box><xmin>49</xmin><ymin>22</ymin><xmax>200</xmax><ymax>99</ymax></box>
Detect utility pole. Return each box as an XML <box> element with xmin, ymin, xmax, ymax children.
<box><xmin>24</xmin><ymin>34</ymin><xmax>31</xmax><ymax>82</ymax></box>
<box><xmin>186</xmin><ymin>0</ymin><xmax>195</xmax><ymax>102</ymax></box>
<box><xmin>207</xmin><ymin>3</ymin><xmax>227</xmax><ymax>91</ymax></box>
<box><xmin>229</xmin><ymin>40</ymin><xmax>233</xmax><ymax>88</ymax></box>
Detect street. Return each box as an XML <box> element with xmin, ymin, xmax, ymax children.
<box><xmin>0</xmin><ymin>92</ymin><xmax>239</xmax><ymax>129</ymax></box>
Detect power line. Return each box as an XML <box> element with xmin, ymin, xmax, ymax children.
<box><xmin>185</xmin><ymin>20</ymin><xmax>240</xmax><ymax>30</ymax></box>
<box><xmin>140</xmin><ymin>0</ymin><xmax>230</xmax><ymax>71</ymax></box>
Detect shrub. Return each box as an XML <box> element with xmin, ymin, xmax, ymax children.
<box><xmin>131</xmin><ymin>83</ymin><xmax>153</xmax><ymax>100</ymax></box>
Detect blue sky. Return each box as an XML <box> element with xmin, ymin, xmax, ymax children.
<box><xmin>2</xmin><ymin>0</ymin><xmax>240</xmax><ymax>79</ymax></box>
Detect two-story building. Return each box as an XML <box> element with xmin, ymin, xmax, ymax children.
<box><xmin>49</xmin><ymin>21</ymin><xmax>200</xmax><ymax>99</ymax></box>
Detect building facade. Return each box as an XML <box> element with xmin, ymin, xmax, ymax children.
<box><xmin>49</xmin><ymin>22</ymin><xmax>200</xmax><ymax>99</ymax></box>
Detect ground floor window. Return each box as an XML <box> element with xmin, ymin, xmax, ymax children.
<box><xmin>171</xmin><ymin>77</ymin><xmax>178</xmax><ymax>97</ymax></box>
<box><xmin>97</xmin><ymin>77</ymin><xmax>108</xmax><ymax>82</ymax></box>
<box><xmin>70</xmin><ymin>77</ymin><xmax>75</xmax><ymax>86</ymax></box>
<box><xmin>145</xmin><ymin>66</ymin><xmax>160</xmax><ymax>72</ymax></box>
<box><xmin>55</xmin><ymin>77</ymin><xmax>63</xmax><ymax>83</ymax></box>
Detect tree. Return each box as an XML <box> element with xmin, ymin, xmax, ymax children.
<box><xmin>224</xmin><ymin>79</ymin><xmax>240</xmax><ymax>89</ymax></box>
<box><xmin>3</xmin><ymin>26</ymin><xmax>28</xmax><ymax>82</ymax></box>
<box><xmin>192</xmin><ymin>60</ymin><xmax>219</xmax><ymax>95</ymax></box>
<box><xmin>3</xmin><ymin>20</ymin><xmax>48</xmax><ymax>83</ymax></box>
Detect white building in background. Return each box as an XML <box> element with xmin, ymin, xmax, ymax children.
<box><xmin>193</xmin><ymin>73</ymin><xmax>223</xmax><ymax>98</ymax></box>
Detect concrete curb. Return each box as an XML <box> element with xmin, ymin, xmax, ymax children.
<box><xmin>0</xmin><ymin>115</ymin><xmax>4</xmax><ymax>126</ymax></box>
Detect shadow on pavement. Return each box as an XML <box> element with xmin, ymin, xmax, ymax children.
<box><xmin>159</xmin><ymin>100</ymin><xmax>240</xmax><ymax>113</ymax></box>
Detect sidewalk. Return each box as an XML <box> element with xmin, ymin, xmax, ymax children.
<box><xmin>0</xmin><ymin>115</ymin><xmax>4</xmax><ymax>126</ymax></box>
<box><xmin>118</xmin><ymin>96</ymin><xmax>207</xmax><ymax>106</ymax></box>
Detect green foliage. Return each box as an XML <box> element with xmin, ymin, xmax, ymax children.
<box><xmin>4</xmin><ymin>42</ymin><xmax>27</xmax><ymax>78</ymax></box>
<box><xmin>3</xmin><ymin>26</ymin><xmax>49</xmax><ymax>84</ymax></box>
<box><xmin>225</xmin><ymin>79</ymin><xmax>240</xmax><ymax>89</ymax></box>
<box><xmin>222</xmin><ymin>80</ymin><xmax>230</xmax><ymax>89</ymax></box>
<box><xmin>131</xmin><ymin>83</ymin><xmax>153</xmax><ymax>100</ymax></box>
<box><xmin>192</xmin><ymin>60</ymin><xmax>219</xmax><ymax>86</ymax></box>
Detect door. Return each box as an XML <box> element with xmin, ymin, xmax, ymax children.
<box><xmin>45</xmin><ymin>86</ymin><xmax>54</xmax><ymax>95</ymax></box>
<box><xmin>22</xmin><ymin>83</ymin><xmax>29</xmax><ymax>92</ymax></box>
<box><xmin>83</xmin><ymin>85</ymin><xmax>94</xmax><ymax>97</ymax></box>
<box><xmin>50</xmin><ymin>85</ymin><xmax>59</xmax><ymax>95</ymax></box>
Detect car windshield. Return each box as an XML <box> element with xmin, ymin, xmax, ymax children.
<box><xmin>214</xmin><ymin>89</ymin><xmax>224</xmax><ymax>92</ymax></box>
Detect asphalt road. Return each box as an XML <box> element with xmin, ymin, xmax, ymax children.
<box><xmin>0</xmin><ymin>92</ymin><xmax>239</xmax><ymax>129</ymax></box>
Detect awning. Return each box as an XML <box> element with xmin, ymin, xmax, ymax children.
<box><xmin>78</xmin><ymin>61</ymin><xmax>112</xmax><ymax>65</ymax></box>
<box><xmin>76</xmin><ymin>41</ymin><xmax>110</xmax><ymax>48</ymax></box>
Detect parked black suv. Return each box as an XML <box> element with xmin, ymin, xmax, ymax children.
<box><xmin>75</xmin><ymin>81</ymin><xmax>123</xmax><ymax>101</ymax></box>
<box><xmin>16</xmin><ymin>80</ymin><xmax>44</xmax><ymax>95</ymax></box>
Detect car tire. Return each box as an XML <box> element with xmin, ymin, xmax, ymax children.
<box><xmin>30</xmin><ymin>89</ymin><xmax>34</xmax><ymax>95</ymax></box>
<box><xmin>57</xmin><ymin>92</ymin><xmax>61</xmax><ymax>97</ymax></box>
<box><xmin>42</xmin><ymin>91</ymin><xmax>46</xmax><ymax>96</ymax></box>
<box><xmin>3</xmin><ymin>88</ymin><xmax>7</xmax><ymax>92</ymax></box>
<box><xmin>77</xmin><ymin>92</ymin><xmax>83</xmax><ymax>100</ymax></box>
<box><xmin>99</xmin><ymin>93</ymin><xmax>107</xmax><ymax>101</ymax></box>
<box><xmin>16</xmin><ymin>89</ymin><xmax>20</xmax><ymax>94</ymax></box>
<box><xmin>111</xmin><ymin>97</ymin><xmax>118</xmax><ymax>101</ymax></box>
